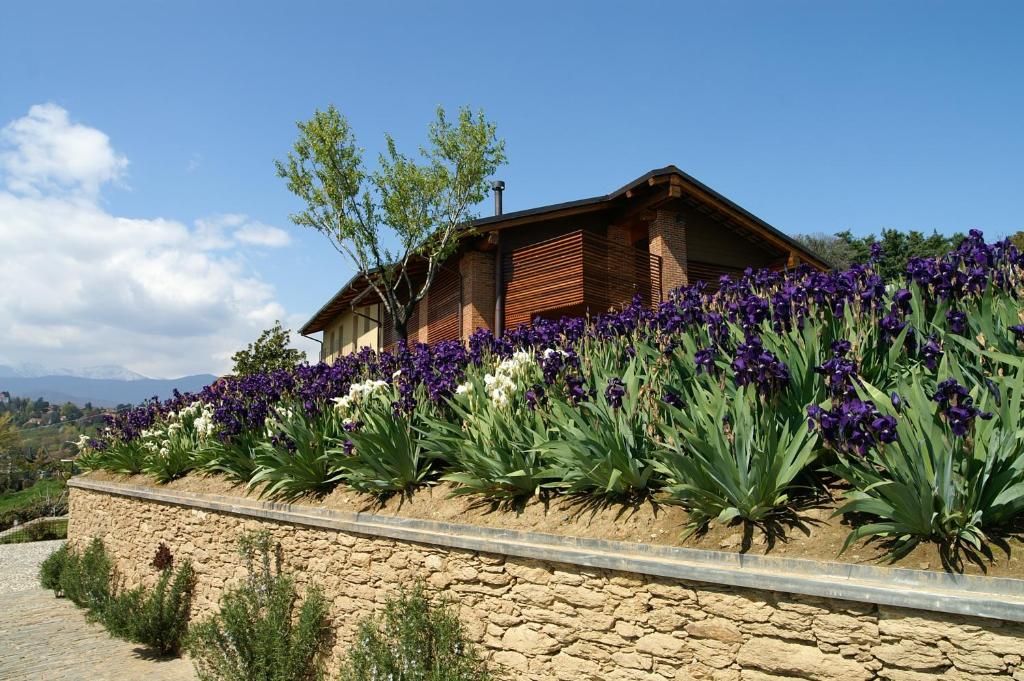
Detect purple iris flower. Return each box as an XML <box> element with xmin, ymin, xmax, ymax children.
<box><xmin>604</xmin><ymin>378</ymin><xmax>627</xmax><ymax>409</ymax></box>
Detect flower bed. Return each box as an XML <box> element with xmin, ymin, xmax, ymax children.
<box><xmin>77</xmin><ymin>231</ymin><xmax>1024</xmax><ymax>571</ymax></box>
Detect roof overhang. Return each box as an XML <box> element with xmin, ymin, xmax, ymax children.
<box><xmin>299</xmin><ymin>166</ymin><xmax>827</xmax><ymax>334</ymax></box>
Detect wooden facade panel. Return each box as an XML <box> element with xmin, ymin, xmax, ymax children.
<box><xmin>503</xmin><ymin>230</ymin><xmax>662</xmax><ymax>329</ymax></box>
<box><xmin>686</xmin><ymin>260</ymin><xmax>744</xmax><ymax>290</ymax></box>
<box><xmin>426</xmin><ymin>266</ymin><xmax>461</xmax><ymax>344</ymax></box>
<box><xmin>503</xmin><ymin>231</ymin><xmax>585</xmax><ymax>328</ymax></box>
<box><xmin>381</xmin><ymin>302</ymin><xmax>420</xmax><ymax>352</ymax></box>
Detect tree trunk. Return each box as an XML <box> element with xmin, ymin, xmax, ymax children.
<box><xmin>393</xmin><ymin>318</ymin><xmax>408</xmax><ymax>347</ymax></box>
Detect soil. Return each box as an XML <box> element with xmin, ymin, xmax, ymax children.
<box><xmin>81</xmin><ymin>470</ymin><xmax>1024</xmax><ymax>579</ymax></box>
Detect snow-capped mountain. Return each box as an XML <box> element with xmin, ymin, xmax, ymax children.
<box><xmin>0</xmin><ymin>362</ymin><xmax>216</xmax><ymax>407</ymax></box>
<box><xmin>0</xmin><ymin>362</ymin><xmax>150</xmax><ymax>381</ymax></box>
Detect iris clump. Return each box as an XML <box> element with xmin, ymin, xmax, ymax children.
<box><xmin>78</xmin><ymin>231</ymin><xmax>1024</xmax><ymax>567</ymax></box>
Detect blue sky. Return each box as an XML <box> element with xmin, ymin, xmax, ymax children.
<box><xmin>0</xmin><ymin>1</ymin><xmax>1021</xmax><ymax>376</ymax></box>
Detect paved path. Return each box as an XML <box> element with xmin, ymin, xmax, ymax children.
<box><xmin>0</xmin><ymin>539</ymin><xmax>66</xmax><ymax>594</ymax></box>
<box><xmin>0</xmin><ymin>541</ymin><xmax>197</xmax><ymax>681</ymax></box>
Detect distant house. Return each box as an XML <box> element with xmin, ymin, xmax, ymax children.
<box><xmin>301</xmin><ymin>166</ymin><xmax>826</xmax><ymax>362</ymax></box>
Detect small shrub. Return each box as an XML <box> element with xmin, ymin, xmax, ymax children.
<box><xmin>105</xmin><ymin>561</ymin><xmax>195</xmax><ymax>655</ymax></box>
<box><xmin>152</xmin><ymin>542</ymin><xmax>174</xmax><ymax>570</ymax></box>
<box><xmin>337</xmin><ymin>582</ymin><xmax>494</xmax><ymax>681</ymax></box>
<box><xmin>187</xmin><ymin>531</ymin><xmax>330</xmax><ymax>681</ymax></box>
<box><xmin>59</xmin><ymin>538</ymin><xmax>114</xmax><ymax>614</ymax></box>
<box><xmin>38</xmin><ymin>544</ymin><xmax>70</xmax><ymax>593</ymax></box>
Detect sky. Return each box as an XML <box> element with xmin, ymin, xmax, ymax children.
<box><xmin>0</xmin><ymin>1</ymin><xmax>1021</xmax><ymax>378</ymax></box>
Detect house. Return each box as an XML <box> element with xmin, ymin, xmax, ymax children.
<box><xmin>300</xmin><ymin>166</ymin><xmax>826</xmax><ymax>362</ymax></box>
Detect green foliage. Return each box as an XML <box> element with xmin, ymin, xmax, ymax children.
<box><xmin>39</xmin><ymin>543</ymin><xmax>69</xmax><ymax>592</ymax></box>
<box><xmin>0</xmin><ymin>479</ymin><xmax>66</xmax><ymax>530</ymax></box>
<box><xmin>0</xmin><ymin>518</ymin><xmax>67</xmax><ymax>544</ymax></box>
<box><xmin>275</xmin><ymin>105</ymin><xmax>505</xmax><ymax>341</ymax></box>
<box><xmin>105</xmin><ymin>561</ymin><xmax>195</xmax><ymax>655</ymax></box>
<box><xmin>337</xmin><ymin>582</ymin><xmax>493</xmax><ymax>681</ymax></box>
<box><xmin>655</xmin><ymin>385</ymin><xmax>819</xmax><ymax>531</ymax></box>
<box><xmin>0</xmin><ymin>413</ymin><xmax>22</xmax><ymax>455</ymax></box>
<box><xmin>424</xmin><ymin>374</ymin><xmax>555</xmax><ymax>499</ymax></box>
<box><xmin>142</xmin><ymin>442</ymin><xmax>197</xmax><ymax>484</ymax></box>
<box><xmin>232</xmin><ymin>321</ymin><xmax>305</xmax><ymax>377</ymax></box>
<box><xmin>792</xmin><ymin>233</ymin><xmax>860</xmax><ymax>270</ymax></box>
<box><xmin>42</xmin><ymin>539</ymin><xmax>195</xmax><ymax>655</ymax></box>
<box><xmin>1010</xmin><ymin>230</ymin><xmax>1024</xmax><ymax>251</ymax></box>
<box><xmin>187</xmin><ymin>531</ymin><xmax>330</xmax><ymax>681</ymax></box>
<box><xmin>80</xmin><ymin>440</ymin><xmax>148</xmax><ymax>476</ymax></box>
<box><xmin>250</xmin><ymin>404</ymin><xmax>344</xmax><ymax>500</ymax></box>
<box><xmin>794</xmin><ymin>229</ymin><xmax>965</xmax><ymax>275</ymax></box>
<box><xmin>332</xmin><ymin>392</ymin><xmax>433</xmax><ymax>496</ymax></box>
<box><xmin>832</xmin><ymin>371</ymin><xmax>1024</xmax><ymax>568</ymax></box>
<box><xmin>59</xmin><ymin>538</ymin><xmax>114</xmax><ymax>614</ymax></box>
<box><xmin>198</xmin><ymin>432</ymin><xmax>263</xmax><ymax>485</ymax></box>
<box><xmin>542</xmin><ymin>362</ymin><xmax>658</xmax><ymax>497</ymax></box>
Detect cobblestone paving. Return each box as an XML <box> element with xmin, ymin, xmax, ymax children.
<box><xmin>0</xmin><ymin>541</ymin><xmax>197</xmax><ymax>681</ymax></box>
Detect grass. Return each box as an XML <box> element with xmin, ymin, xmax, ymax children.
<box><xmin>0</xmin><ymin>478</ymin><xmax>65</xmax><ymax>514</ymax></box>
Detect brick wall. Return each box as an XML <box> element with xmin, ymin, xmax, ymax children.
<box><xmin>649</xmin><ymin>209</ymin><xmax>688</xmax><ymax>297</ymax></box>
<box><xmin>460</xmin><ymin>250</ymin><xmax>496</xmax><ymax>338</ymax></box>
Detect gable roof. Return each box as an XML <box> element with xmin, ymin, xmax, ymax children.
<box><xmin>299</xmin><ymin>166</ymin><xmax>825</xmax><ymax>335</ymax></box>
<box><xmin>471</xmin><ymin>165</ymin><xmax>825</xmax><ymax>268</ymax></box>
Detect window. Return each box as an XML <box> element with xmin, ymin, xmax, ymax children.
<box><xmin>362</xmin><ymin>311</ymin><xmax>371</xmax><ymax>335</ymax></box>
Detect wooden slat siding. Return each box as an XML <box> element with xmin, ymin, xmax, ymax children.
<box><xmin>426</xmin><ymin>266</ymin><xmax>460</xmax><ymax>343</ymax></box>
<box><xmin>686</xmin><ymin>260</ymin><xmax>745</xmax><ymax>290</ymax></box>
<box><xmin>380</xmin><ymin>302</ymin><xmax>419</xmax><ymax>352</ymax></box>
<box><xmin>381</xmin><ymin>307</ymin><xmax>396</xmax><ymax>352</ymax></box>
<box><xmin>503</xmin><ymin>231</ymin><xmax>585</xmax><ymax>329</ymax></box>
<box><xmin>581</xmin><ymin>232</ymin><xmax>661</xmax><ymax>312</ymax></box>
<box><xmin>687</xmin><ymin>258</ymin><xmax>790</xmax><ymax>292</ymax></box>
<box><xmin>502</xmin><ymin>230</ymin><xmax>662</xmax><ymax>329</ymax></box>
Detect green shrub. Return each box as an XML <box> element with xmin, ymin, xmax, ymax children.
<box><xmin>337</xmin><ymin>582</ymin><xmax>493</xmax><ymax>681</ymax></box>
<box><xmin>198</xmin><ymin>431</ymin><xmax>262</xmax><ymax>485</ymax></box>
<box><xmin>104</xmin><ymin>561</ymin><xmax>195</xmax><ymax>655</ymax></box>
<box><xmin>333</xmin><ymin>391</ymin><xmax>433</xmax><ymax>496</ymax></box>
<box><xmin>250</xmin><ymin>405</ymin><xmax>343</xmax><ymax>500</ymax></box>
<box><xmin>424</xmin><ymin>373</ymin><xmax>555</xmax><ymax>500</ymax></box>
<box><xmin>187</xmin><ymin>531</ymin><xmax>330</xmax><ymax>681</ymax></box>
<box><xmin>655</xmin><ymin>384</ymin><xmax>819</xmax><ymax>532</ymax></box>
<box><xmin>833</xmin><ymin>371</ymin><xmax>1024</xmax><ymax>567</ymax></box>
<box><xmin>59</xmin><ymin>538</ymin><xmax>114</xmax><ymax>614</ymax></box>
<box><xmin>81</xmin><ymin>440</ymin><xmax>149</xmax><ymax>475</ymax></box>
<box><xmin>542</xmin><ymin>360</ymin><xmax>659</xmax><ymax>497</ymax></box>
<box><xmin>38</xmin><ymin>543</ymin><xmax>70</xmax><ymax>593</ymax></box>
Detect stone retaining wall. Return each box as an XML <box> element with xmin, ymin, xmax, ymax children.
<box><xmin>69</xmin><ymin>483</ymin><xmax>1024</xmax><ymax>681</ymax></box>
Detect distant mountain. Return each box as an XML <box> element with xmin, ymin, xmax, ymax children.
<box><xmin>0</xmin><ymin>362</ymin><xmax>150</xmax><ymax>381</ymax></box>
<box><xmin>0</xmin><ymin>373</ymin><xmax>218</xmax><ymax>407</ymax></box>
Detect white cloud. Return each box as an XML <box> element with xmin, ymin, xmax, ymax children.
<box><xmin>234</xmin><ymin>220</ymin><xmax>291</xmax><ymax>247</ymax></box>
<box><xmin>0</xmin><ymin>103</ymin><xmax>128</xmax><ymax>198</ymax></box>
<box><xmin>0</xmin><ymin>104</ymin><xmax>302</xmax><ymax>378</ymax></box>
<box><xmin>192</xmin><ymin>214</ymin><xmax>291</xmax><ymax>250</ymax></box>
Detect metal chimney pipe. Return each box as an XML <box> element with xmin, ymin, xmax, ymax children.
<box><xmin>491</xmin><ymin>180</ymin><xmax>505</xmax><ymax>216</ymax></box>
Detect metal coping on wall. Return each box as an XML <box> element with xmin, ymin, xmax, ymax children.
<box><xmin>69</xmin><ymin>477</ymin><xmax>1024</xmax><ymax>622</ymax></box>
